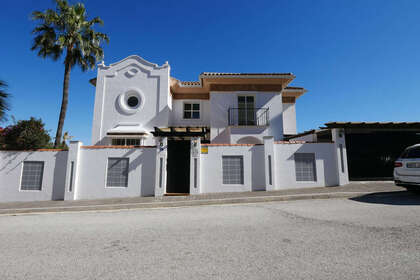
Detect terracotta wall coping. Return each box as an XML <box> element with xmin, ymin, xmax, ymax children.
<box><xmin>0</xmin><ymin>149</ymin><xmax>67</xmax><ymax>152</ymax></box>
<box><xmin>202</xmin><ymin>144</ymin><xmax>262</xmax><ymax>147</ymax></box>
<box><xmin>81</xmin><ymin>145</ymin><xmax>156</xmax><ymax>149</ymax></box>
<box><xmin>274</xmin><ymin>141</ymin><xmax>334</xmax><ymax>144</ymax></box>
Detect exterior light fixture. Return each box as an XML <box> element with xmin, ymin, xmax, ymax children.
<box><xmin>159</xmin><ymin>139</ymin><xmax>164</xmax><ymax>151</ymax></box>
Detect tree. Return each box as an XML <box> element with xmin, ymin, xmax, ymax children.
<box><xmin>1</xmin><ymin>117</ymin><xmax>52</xmax><ymax>150</ymax></box>
<box><xmin>31</xmin><ymin>0</ymin><xmax>109</xmax><ymax>147</ymax></box>
<box><xmin>0</xmin><ymin>80</ymin><xmax>10</xmax><ymax>122</ymax></box>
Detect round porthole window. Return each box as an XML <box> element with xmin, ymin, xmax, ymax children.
<box><xmin>127</xmin><ymin>96</ymin><xmax>139</xmax><ymax>108</ymax></box>
<box><xmin>117</xmin><ymin>89</ymin><xmax>144</xmax><ymax>115</ymax></box>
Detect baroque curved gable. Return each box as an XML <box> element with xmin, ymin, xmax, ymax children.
<box><xmin>99</xmin><ymin>55</ymin><xmax>169</xmax><ymax>72</ymax></box>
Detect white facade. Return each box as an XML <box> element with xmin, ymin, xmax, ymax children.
<box><xmin>0</xmin><ymin>55</ymin><xmax>349</xmax><ymax>203</ymax></box>
<box><xmin>90</xmin><ymin>55</ymin><xmax>303</xmax><ymax>146</ymax></box>
<box><xmin>282</xmin><ymin>103</ymin><xmax>297</xmax><ymax>135</ymax></box>
<box><xmin>170</xmin><ymin>99</ymin><xmax>211</xmax><ymax>127</ymax></box>
<box><xmin>209</xmin><ymin>92</ymin><xmax>284</xmax><ymax>143</ymax></box>
<box><xmin>91</xmin><ymin>56</ymin><xmax>171</xmax><ymax>146</ymax></box>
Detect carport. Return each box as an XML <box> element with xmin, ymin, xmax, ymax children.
<box><xmin>324</xmin><ymin>122</ymin><xmax>420</xmax><ymax>180</ymax></box>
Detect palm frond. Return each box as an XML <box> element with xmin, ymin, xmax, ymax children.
<box><xmin>31</xmin><ymin>0</ymin><xmax>109</xmax><ymax>69</ymax></box>
<box><xmin>0</xmin><ymin>80</ymin><xmax>10</xmax><ymax>122</ymax></box>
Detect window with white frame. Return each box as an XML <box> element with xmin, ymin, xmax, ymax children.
<box><xmin>183</xmin><ymin>103</ymin><xmax>200</xmax><ymax>119</ymax></box>
<box><xmin>106</xmin><ymin>158</ymin><xmax>129</xmax><ymax>187</ymax></box>
<box><xmin>21</xmin><ymin>161</ymin><xmax>44</xmax><ymax>190</ymax></box>
<box><xmin>111</xmin><ymin>138</ymin><xmax>142</xmax><ymax>146</ymax></box>
<box><xmin>222</xmin><ymin>156</ymin><xmax>244</xmax><ymax>184</ymax></box>
<box><xmin>294</xmin><ymin>153</ymin><xmax>317</xmax><ymax>182</ymax></box>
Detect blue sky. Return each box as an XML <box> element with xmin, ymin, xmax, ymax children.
<box><xmin>1</xmin><ymin>0</ymin><xmax>420</xmax><ymax>144</ymax></box>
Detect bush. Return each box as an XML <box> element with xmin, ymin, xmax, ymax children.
<box><xmin>0</xmin><ymin>117</ymin><xmax>53</xmax><ymax>150</ymax></box>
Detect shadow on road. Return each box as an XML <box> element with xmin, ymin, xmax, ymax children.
<box><xmin>350</xmin><ymin>191</ymin><xmax>420</xmax><ymax>206</ymax></box>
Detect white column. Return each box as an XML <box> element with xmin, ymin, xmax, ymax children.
<box><xmin>331</xmin><ymin>128</ymin><xmax>349</xmax><ymax>185</ymax></box>
<box><xmin>64</xmin><ymin>141</ymin><xmax>82</xmax><ymax>200</ymax></box>
<box><xmin>189</xmin><ymin>137</ymin><xmax>201</xmax><ymax>195</ymax></box>
<box><xmin>263</xmin><ymin>136</ymin><xmax>276</xmax><ymax>191</ymax></box>
<box><xmin>154</xmin><ymin>137</ymin><xmax>168</xmax><ymax>197</ymax></box>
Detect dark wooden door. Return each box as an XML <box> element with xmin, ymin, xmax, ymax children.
<box><xmin>166</xmin><ymin>140</ymin><xmax>190</xmax><ymax>193</ymax></box>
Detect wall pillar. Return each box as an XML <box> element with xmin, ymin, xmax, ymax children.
<box><xmin>331</xmin><ymin>128</ymin><xmax>349</xmax><ymax>185</ymax></box>
<box><xmin>154</xmin><ymin>137</ymin><xmax>167</xmax><ymax>197</ymax></box>
<box><xmin>189</xmin><ymin>137</ymin><xmax>201</xmax><ymax>195</ymax></box>
<box><xmin>64</xmin><ymin>141</ymin><xmax>82</xmax><ymax>200</ymax></box>
<box><xmin>263</xmin><ymin>136</ymin><xmax>276</xmax><ymax>191</ymax></box>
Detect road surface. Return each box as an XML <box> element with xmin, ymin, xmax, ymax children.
<box><xmin>0</xmin><ymin>191</ymin><xmax>419</xmax><ymax>279</ymax></box>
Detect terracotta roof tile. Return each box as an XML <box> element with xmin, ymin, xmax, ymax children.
<box><xmin>285</xmin><ymin>86</ymin><xmax>305</xmax><ymax>90</ymax></box>
<box><xmin>200</xmin><ymin>72</ymin><xmax>293</xmax><ymax>76</ymax></box>
<box><xmin>181</xmin><ymin>81</ymin><xmax>201</xmax><ymax>85</ymax></box>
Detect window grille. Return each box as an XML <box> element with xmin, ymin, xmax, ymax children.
<box><xmin>112</xmin><ymin>138</ymin><xmax>141</xmax><ymax>146</ymax></box>
<box><xmin>21</xmin><ymin>161</ymin><xmax>44</xmax><ymax>190</ymax></box>
<box><xmin>106</xmin><ymin>158</ymin><xmax>129</xmax><ymax>187</ymax></box>
<box><xmin>294</xmin><ymin>153</ymin><xmax>317</xmax><ymax>182</ymax></box>
<box><xmin>222</xmin><ymin>156</ymin><xmax>244</xmax><ymax>184</ymax></box>
<box><xmin>126</xmin><ymin>138</ymin><xmax>141</xmax><ymax>146</ymax></box>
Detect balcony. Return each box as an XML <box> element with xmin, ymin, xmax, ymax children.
<box><xmin>228</xmin><ymin>108</ymin><xmax>269</xmax><ymax>126</ymax></box>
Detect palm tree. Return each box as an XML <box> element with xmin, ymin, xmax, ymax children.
<box><xmin>31</xmin><ymin>0</ymin><xmax>109</xmax><ymax>147</ymax></box>
<box><xmin>0</xmin><ymin>80</ymin><xmax>10</xmax><ymax>122</ymax></box>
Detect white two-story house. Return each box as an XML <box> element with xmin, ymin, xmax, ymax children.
<box><xmin>0</xmin><ymin>54</ymin><xmax>349</xmax><ymax>202</ymax></box>
<box><xmin>90</xmin><ymin>55</ymin><xmax>306</xmax><ymax>147</ymax></box>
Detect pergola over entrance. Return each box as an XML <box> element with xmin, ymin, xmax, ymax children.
<box><xmin>151</xmin><ymin>126</ymin><xmax>210</xmax><ymax>142</ymax></box>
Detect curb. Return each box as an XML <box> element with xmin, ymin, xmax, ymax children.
<box><xmin>0</xmin><ymin>191</ymin><xmax>374</xmax><ymax>216</ymax></box>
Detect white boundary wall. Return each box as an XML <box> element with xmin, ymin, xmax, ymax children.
<box><xmin>0</xmin><ymin>129</ymin><xmax>348</xmax><ymax>202</ymax></box>
<box><xmin>200</xmin><ymin>144</ymin><xmax>265</xmax><ymax>193</ymax></box>
<box><xmin>199</xmin><ymin>130</ymin><xmax>349</xmax><ymax>193</ymax></box>
<box><xmin>199</xmin><ymin>142</ymin><xmax>343</xmax><ymax>193</ymax></box>
<box><xmin>69</xmin><ymin>146</ymin><xmax>156</xmax><ymax>200</ymax></box>
<box><xmin>0</xmin><ymin>145</ymin><xmax>157</xmax><ymax>203</ymax></box>
<box><xmin>275</xmin><ymin>142</ymin><xmax>338</xmax><ymax>189</ymax></box>
<box><xmin>0</xmin><ymin>150</ymin><xmax>67</xmax><ymax>202</ymax></box>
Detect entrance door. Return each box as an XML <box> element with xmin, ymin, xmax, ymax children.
<box><xmin>166</xmin><ymin>140</ymin><xmax>190</xmax><ymax>194</ymax></box>
<box><xmin>238</xmin><ymin>96</ymin><xmax>255</xmax><ymax>125</ymax></box>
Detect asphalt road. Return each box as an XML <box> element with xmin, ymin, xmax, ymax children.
<box><xmin>1</xmin><ymin>191</ymin><xmax>419</xmax><ymax>280</ymax></box>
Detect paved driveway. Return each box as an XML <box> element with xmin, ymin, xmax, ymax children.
<box><xmin>0</xmin><ymin>191</ymin><xmax>419</xmax><ymax>280</ymax></box>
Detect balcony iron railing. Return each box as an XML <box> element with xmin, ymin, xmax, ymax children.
<box><xmin>228</xmin><ymin>108</ymin><xmax>269</xmax><ymax>126</ymax></box>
